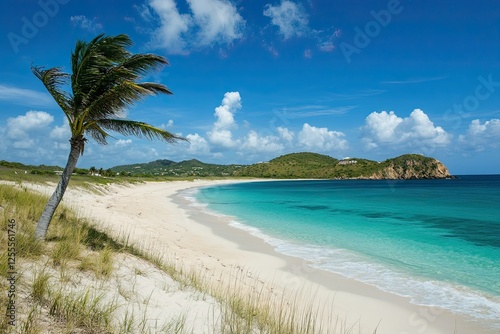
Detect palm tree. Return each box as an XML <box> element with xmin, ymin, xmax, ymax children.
<box><xmin>32</xmin><ymin>34</ymin><xmax>185</xmax><ymax>240</ymax></box>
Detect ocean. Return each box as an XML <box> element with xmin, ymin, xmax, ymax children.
<box><xmin>184</xmin><ymin>175</ymin><xmax>500</xmax><ymax>328</ymax></box>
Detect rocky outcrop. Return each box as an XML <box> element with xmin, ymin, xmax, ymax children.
<box><xmin>369</xmin><ymin>156</ymin><xmax>452</xmax><ymax>179</ymax></box>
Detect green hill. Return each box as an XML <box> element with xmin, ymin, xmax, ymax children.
<box><xmin>235</xmin><ymin>153</ymin><xmax>451</xmax><ymax>179</ymax></box>
<box><xmin>111</xmin><ymin>159</ymin><xmax>243</xmax><ymax>177</ymax></box>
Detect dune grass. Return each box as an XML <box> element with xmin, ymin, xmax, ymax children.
<box><xmin>0</xmin><ymin>181</ymin><xmax>361</xmax><ymax>333</ymax></box>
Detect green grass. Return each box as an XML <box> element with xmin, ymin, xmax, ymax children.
<box><xmin>78</xmin><ymin>246</ymin><xmax>114</xmax><ymax>278</ymax></box>
<box><xmin>17</xmin><ymin>306</ymin><xmax>41</xmax><ymax>334</ymax></box>
<box><xmin>48</xmin><ymin>289</ymin><xmax>115</xmax><ymax>333</ymax></box>
<box><xmin>31</xmin><ymin>269</ymin><xmax>51</xmax><ymax>303</ymax></box>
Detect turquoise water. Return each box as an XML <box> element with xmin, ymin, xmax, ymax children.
<box><xmin>188</xmin><ymin>176</ymin><xmax>500</xmax><ymax>326</ymax></box>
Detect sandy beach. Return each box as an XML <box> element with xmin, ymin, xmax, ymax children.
<box><xmin>33</xmin><ymin>179</ymin><xmax>494</xmax><ymax>334</ymax></box>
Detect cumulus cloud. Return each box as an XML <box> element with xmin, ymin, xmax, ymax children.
<box><xmin>458</xmin><ymin>119</ymin><xmax>500</xmax><ymax>151</ymax></box>
<box><xmin>361</xmin><ymin>109</ymin><xmax>452</xmax><ymax>151</ymax></box>
<box><xmin>207</xmin><ymin>91</ymin><xmax>242</xmax><ymax>148</ymax></box>
<box><xmin>1</xmin><ymin>111</ymin><xmax>73</xmax><ymax>163</ymax></box>
<box><xmin>298</xmin><ymin>123</ymin><xmax>348</xmax><ymax>152</ymax></box>
<box><xmin>50</xmin><ymin>118</ymin><xmax>71</xmax><ymax>141</ymax></box>
<box><xmin>145</xmin><ymin>0</ymin><xmax>245</xmax><ymax>54</ymax></box>
<box><xmin>7</xmin><ymin>111</ymin><xmax>54</xmax><ymax>139</ymax></box>
<box><xmin>196</xmin><ymin>92</ymin><xmax>350</xmax><ymax>158</ymax></box>
<box><xmin>264</xmin><ymin>1</ymin><xmax>309</xmax><ymax>40</ymax></box>
<box><xmin>214</xmin><ymin>92</ymin><xmax>241</xmax><ymax>129</ymax></box>
<box><xmin>241</xmin><ymin>131</ymin><xmax>284</xmax><ymax>153</ymax></box>
<box><xmin>277</xmin><ymin>127</ymin><xmax>294</xmax><ymax>142</ymax></box>
<box><xmin>12</xmin><ymin>139</ymin><xmax>35</xmax><ymax>149</ymax></box>
<box><xmin>159</xmin><ymin>119</ymin><xmax>174</xmax><ymax>129</ymax></box>
<box><xmin>70</xmin><ymin>15</ymin><xmax>103</xmax><ymax>32</ymax></box>
<box><xmin>188</xmin><ymin>0</ymin><xmax>244</xmax><ymax>45</ymax></box>
<box><xmin>186</xmin><ymin>133</ymin><xmax>210</xmax><ymax>154</ymax></box>
<box><xmin>147</xmin><ymin>0</ymin><xmax>191</xmax><ymax>54</ymax></box>
<box><xmin>208</xmin><ymin>129</ymin><xmax>236</xmax><ymax>148</ymax></box>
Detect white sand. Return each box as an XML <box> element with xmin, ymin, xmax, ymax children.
<box><xmin>33</xmin><ymin>179</ymin><xmax>494</xmax><ymax>333</ymax></box>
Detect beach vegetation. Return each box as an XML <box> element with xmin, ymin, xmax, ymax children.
<box><xmin>30</xmin><ymin>33</ymin><xmax>185</xmax><ymax>240</ymax></box>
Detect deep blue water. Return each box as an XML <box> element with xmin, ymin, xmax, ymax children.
<box><xmin>187</xmin><ymin>175</ymin><xmax>500</xmax><ymax>325</ymax></box>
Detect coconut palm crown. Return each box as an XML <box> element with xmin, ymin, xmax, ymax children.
<box><xmin>33</xmin><ymin>34</ymin><xmax>185</xmax><ymax>240</ymax></box>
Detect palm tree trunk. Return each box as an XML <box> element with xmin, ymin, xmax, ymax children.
<box><xmin>35</xmin><ymin>137</ymin><xmax>84</xmax><ymax>240</ymax></box>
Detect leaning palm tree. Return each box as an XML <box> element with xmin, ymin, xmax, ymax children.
<box><xmin>32</xmin><ymin>34</ymin><xmax>185</xmax><ymax>240</ymax></box>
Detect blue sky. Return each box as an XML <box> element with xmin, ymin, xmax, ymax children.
<box><xmin>1</xmin><ymin>0</ymin><xmax>499</xmax><ymax>174</ymax></box>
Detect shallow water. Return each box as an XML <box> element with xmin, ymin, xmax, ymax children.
<box><xmin>188</xmin><ymin>176</ymin><xmax>500</xmax><ymax>328</ymax></box>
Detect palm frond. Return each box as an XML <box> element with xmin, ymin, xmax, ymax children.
<box><xmin>85</xmin><ymin>123</ymin><xmax>110</xmax><ymax>145</ymax></box>
<box><xmin>94</xmin><ymin>119</ymin><xmax>186</xmax><ymax>143</ymax></box>
<box><xmin>82</xmin><ymin>81</ymin><xmax>170</xmax><ymax>121</ymax></box>
<box><xmin>137</xmin><ymin>82</ymin><xmax>172</xmax><ymax>95</ymax></box>
<box><xmin>71</xmin><ymin>34</ymin><xmax>133</xmax><ymax>111</ymax></box>
<box><xmin>121</xmin><ymin>53</ymin><xmax>168</xmax><ymax>77</ymax></box>
<box><xmin>81</xmin><ymin>54</ymin><xmax>170</xmax><ymax>110</ymax></box>
<box><xmin>31</xmin><ymin>66</ymin><xmax>72</xmax><ymax>117</ymax></box>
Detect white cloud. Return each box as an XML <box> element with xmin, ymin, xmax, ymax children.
<box><xmin>458</xmin><ymin>119</ymin><xmax>500</xmax><ymax>151</ymax></box>
<box><xmin>50</xmin><ymin>118</ymin><xmax>71</xmax><ymax>141</ymax></box>
<box><xmin>1</xmin><ymin>111</ymin><xmax>73</xmax><ymax>163</ymax></box>
<box><xmin>207</xmin><ymin>92</ymin><xmax>242</xmax><ymax>148</ymax></box>
<box><xmin>361</xmin><ymin>109</ymin><xmax>452</xmax><ymax>151</ymax></box>
<box><xmin>241</xmin><ymin>130</ymin><xmax>284</xmax><ymax>153</ymax></box>
<box><xmin>115</xmin><ymin>139</ymin><xmax>133</xmax><ymax>147</ymax></box>
<box><xmin>7</xmin><ymin>111</ymin><xmax>54</xmax><ymax>138</ymax></box>
<box><xmin>70</xmin><ymin>15</ymin><xmax>103</xmax><ymax>32</ymax></box>
<box><xmin>135</xmin><ymin>4</ymin><xmax>154</xmax><ymax>21</ymax></box>
<box><xmin>145</xmin><ymin>0</ymin><xmax>245</xmax><ymax>54</ymax></box>
<box><xmin>147</xmin><ymin>0</ymin><xmax>191</xmax><ymax>54</ymax></box>
<box><xmin>277</xmin><ymin>127</ymin><xmax>294</xmax><ymax>142</ymax></box>
<box><xmin>160</xmin><ymin>119</ymin><xmax>174</xmax><ymax>129</ymax></box>
<box><xmin>318</xmin><ymin>40</ymin><xmax>334</xmax><ymax>52</ymax></box>
<box><xmin>186</xmin><ymin>133</ymin><xmax>210</xmax><ymax>154</ymax></box>
<box><xmin>187</xmin><ymin>0</ymin><xmax>245</xmax><ymax>46</ymax></box>
<box><xmin>214</xmin><ymin>91</ymin><xmax>241</xmax><ymax>129</ymax></box>
<box><xmin>264</xmin><ymin>1</ymin><xmax>309</xmax><ymax>40</ymax></box>
<box><xmin>208</xmin><ymin>129</ymin><xmax>237</xmax><ymax>148</ymax></box>
<box><xmin>12</xmin><ymin>139</ymin><xmax>35</xmax><ymax>149</ymax></box>
<box><xmin>298</xmin><ymin>123</ymin><xmax>348</xmax><ymax>152</ymax></box>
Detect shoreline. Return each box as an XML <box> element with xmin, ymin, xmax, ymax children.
<box><xmin>52</xmin><ymin>179</ymin><xmax>495</xmax><ymax>333</ymax></box>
